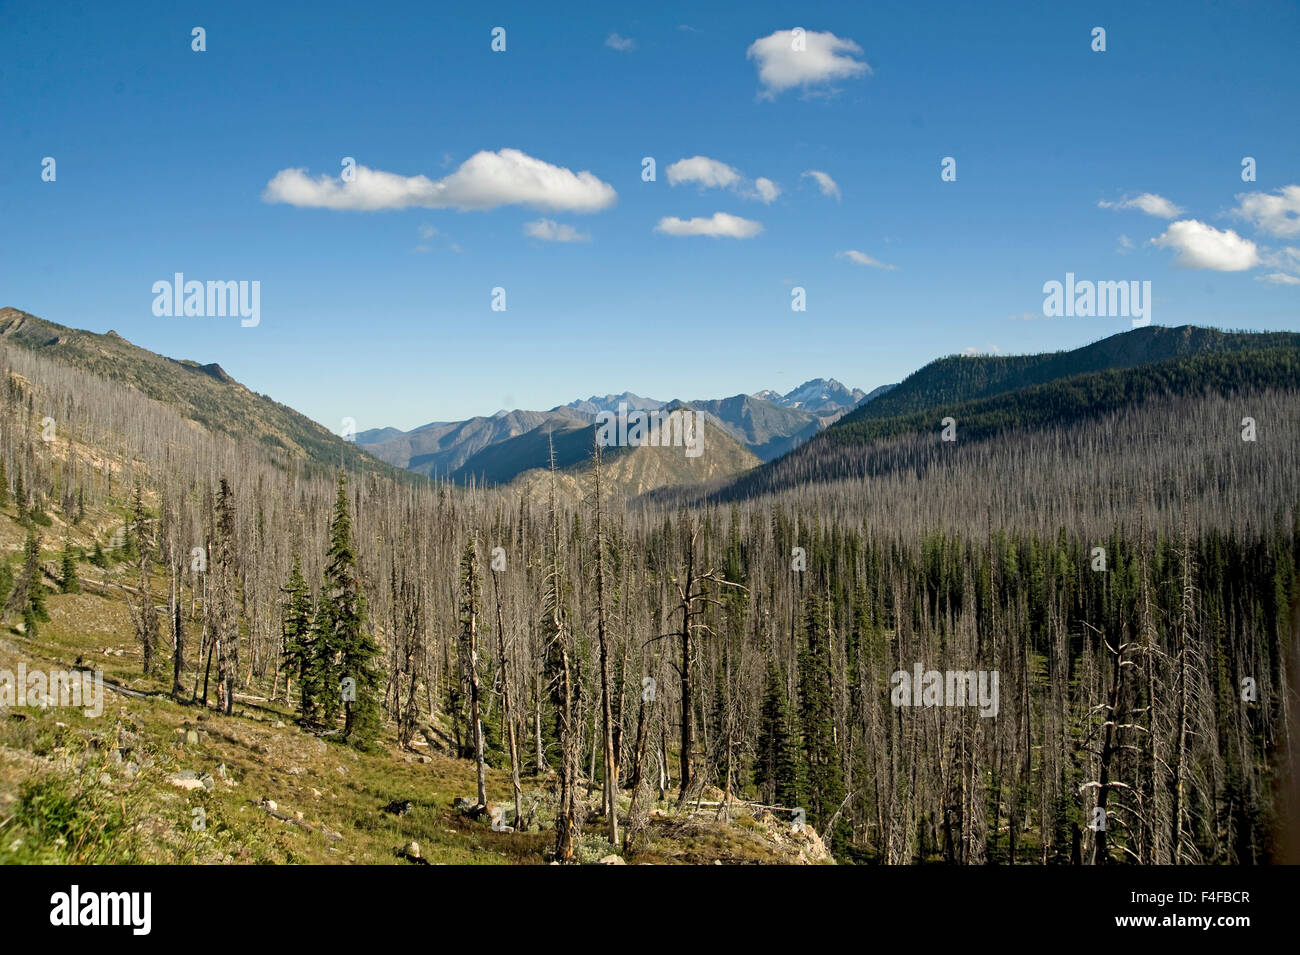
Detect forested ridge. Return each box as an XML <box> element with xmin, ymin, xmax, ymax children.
<box><xmin>840</xmin><ymin>324</ymin><xmax>1300</xmax><ymax>425</ymax></box>
<box><xmin>0</xmin><ymin>322</ymin><xmax>1296</xmax><ymax>864</ymax></box>
<box><xmin>716</xmin><ymin>340</ymin><xmax>1300</xmax><ymax>502</ymax></box>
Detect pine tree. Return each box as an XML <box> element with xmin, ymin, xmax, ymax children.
<box><xmin>60</xmin><ymin>538</ymin><xmax>79</xmax><ymax>594</ymax></box>
<box><xmin>755</xmin><ymin>656</ymin><xmax>802</xmax><ymax>807</ymax></box>
<box><xmin>798</xmin><ymin>592</ymin><xmax>845</xmax><ymax>841</ymax></box>
<box><xmin>20</xmin><ymin>533</ymin><xmax>48</xmax><ymax>638</ymax></box>
<box><xmin>280</xmin><ymin>556</ymin><xmax>315</xmax><ymax>720</ymax></box>
<box><xmin>322</xmin><ymin>472</ymin><xmax>382</xmax><ymax>749</ymax></box>
<box><xmin>307</xmin><ymin>595</ymin><xmax>337</xmax><ymax>726</ymax></box>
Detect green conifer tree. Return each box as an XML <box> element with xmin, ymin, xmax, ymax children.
<box><xmin>21</xmin><ymin>533</ymin><xmax>48</xmax><ymax>637</ymax></box>
<box><xmin>321</xmin><ymin>473</ymin><xmax>382</xmax><ymax>748</ymax></box>
<box><xmin>60</xmin><ymin>539</ymin><xmax>79</xmax><ymax>593</ymax></box>
<box><xmin>798</xmin><ymin>593</ymin><xmax>845</xmax><ymax>843</ymax></box>
<box><xmin>280</xmin><ymin>555</ymin><xmax>315</xmax><ymax>719</ymax></box>
<box><xmin>755</xmin><ymin>656</ymin><xmax>802</xmax><ymax>808</ymax></box>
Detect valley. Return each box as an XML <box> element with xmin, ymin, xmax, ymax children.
<box><xmin>0</xmin><ymin>306</ymin><xmax>1295</xmax><ymax>866</ymax></box>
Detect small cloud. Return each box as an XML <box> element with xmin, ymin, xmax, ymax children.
<box><xmin>1098</xmin><ymin>193</ymin><xmax>1184</xmax><ymax>219</ymax></box>
<box><xmin>678</xmin><ymin>24</ymin><xmax>699</xmax><ymax>33</ymax></box>
<box><xmin>1257</xmin><ymin>272</ymin><xmax>1300</xmax><ymax>285</ymax></box>
<box><xmin>1262</xmin><ymin>246</ymin><xmax>1300</xmax><ymax>273</ymax></box>
<box><xmin>754</xmin><ymin>177</ymin><xmax>781</xmax><ymax>203</ymax></box>
<box><xmin>524</xmin><ymin>218</ymin><xmax>590</xmax><ymax>242</ymax></box>
<box><xmin>666</xmin><ymin>156</ymin><xmax>779</xmax><ymax>203</ymax></box>
<box><xmin>802</xmin><ymin>169</ymin><xmax>841</xmax><ymax>200</ymax></box>
<box><xmin>1008</xmin><ymin>312</ymin><xmax>1038</xmax><ymax>321</ymax></box>
<box><xmin>1150</xmin><ymin>219</ymin><xmax>1260</xmax><ymax>271</ymax></box>
<box><xmin>667</xmin><ymin>156</ymin><xmax>741</xmax><ymax>190</ymax></box>
<box><xmin>747</xmin><ymin>29</ymin><xmax>871</xmax><ymax>99</ymax></box>
<box><xmin>1116</xmin><ymin>234</ymin><xmax>1134</xmax><ymax>254</ymax></box>
<box><xmin>655</xmin><ymin>212</ymin><xmax>763</xmax><ymax>239</ymax></box>
<box><xmin>605</xmin><ymin>32</ymin><xmax>635</xmax><ymax>52</ymax></box>
<box><xmin>837</xmin><ymin>249</ymin><xmax>898</xmax><ymax>270</ymax></box>
<box><xmin>418</xmin><ymin>223</ymin><xmax>438</xmax><ymax>240</ymax></box>
<box><xmin>1233</xmin><ymin>184</ymin><xmax>1300</xmax><ymax>238</ymax></box>
<box><xmin>963</xmin><ymin>345</ymin><xmax>1002</xmax><ymax>356</ymax></box>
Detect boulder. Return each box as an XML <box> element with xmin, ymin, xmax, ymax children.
<box><xmin>167</xmin><ymin>771</ymin><xmax>205</xmax><ymax>791</ymax></box>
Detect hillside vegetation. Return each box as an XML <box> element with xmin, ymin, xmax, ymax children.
<box><xmin>0</xmin><ymin>314</ymin><xmax>1296</xmax><ymax>865</ymax></box>
<box><xmin>0</xmin><ymin>308</ymin><xmax>396</xmax><ymax>480</ymax></box>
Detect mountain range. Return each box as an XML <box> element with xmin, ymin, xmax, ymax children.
<box><xmin>4</xmin><ymin>306</ymin><xmax>1297</xmax><ymax>509</ymax></box>
<box><xmin>353</xmin><ymin>378</ymin><xmax>886</xmax><ymax>482</ymax></box>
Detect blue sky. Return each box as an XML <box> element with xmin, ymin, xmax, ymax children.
<box><xmin>3</xmin><ymin>0</ymin><xmax>1298</xmax><ymax>431</ymax></box>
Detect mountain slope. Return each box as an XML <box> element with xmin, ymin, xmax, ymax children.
<box><xmin>716</xmin><ymin>326</ymin><xmax>1300</xmax><ymax>501</ymax></box>
<box><xmin>840</xmin><ymin>325</ymin><xmax>1300</xmax><ymax>429</ymax></box>
<box><xmin>686</xmin><ymin>394</ymin><xmax>823</xmax><ymax>460</ymax></box>
<box><xmin>0</xmin><ymin>307</ymin><xmax>394</xmax><ymax>479</ymax></box>
<box><xmin>452</xmin><ymin>411</ymin><xmax>760</xmax><ymax>499</ymax></box>
<box><xmin>358</xmin><ymin>409</ymin><xmax>589</xmax><ymax>477</ymax></box>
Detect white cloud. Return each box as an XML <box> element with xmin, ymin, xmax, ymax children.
<box><xmin>1233</xmin><ymin>184</ymin><xmax>1300</xmax><ymax>238</ymax></box>
<box><xmin>605</xmin><ymin>32</ymin><xmax>635</xmax><ymax>52</ymax></box>
<box><xmin>263</xmin><ymin>149</ymin><xmax>617</xmax><ymax>213</ymax></box>
<box><xmin>1257</xmin><ymin>272</ymin><xmax>1300</xmax><ymax>286</ymax></box>
<box><xmin>1116</xmin><ymin>234</ymin><xmax>1134</xmax><ymax>253</ymax></box>
<box><xmin>523</xmin><ymin>219</ymin><xmax>590</xmax><ymax>242</ymax></box>
<box><xmin>1150</xmin><ymin>219</ymin><xmax>1260</xmax><ymax>271</ymax></box>
<box><xmin>1098</xmin><ymin>193</ymin><xmax>1184</xmax><ymax>219</ymax></box>
<box><xmin>747</xmin><ymin>29</ymin><xmax>871</xmax><ymax>98</ymax></box>
<box><xmin>802</xmin><ymin>169</ymin><xmax>841</xmax><ymax>200</ymax></box>
<box><xmin>837</xmin><ymin>249</ymin><xmax>898</xmax><ymax>270</ymax></box>
<box><xmin>666</xmin><ymin>156</ymin><xmax>779</xmax><ymax>203</ymax></box>
<box><xmin>667</xmin><ymin>156</ymin><xmax>742</xmax><ymax>190</ymax></box>
<box><xmin>1262</xmin><ymin>246</ymin><xmax>1300</xmax><ymax>272</ymax></box>
<box><xmin>655</xmin><ymin>213</ymin><xmax>763</xmax><ymax>239</ymax></box>
<box><xmin>963</xmin><ymin>345</ymin><xmax>1003</xmax><ymax>356</ymax></box>
<box><xmin>754</xmin><ymin>177</ymin><xmax>781</xmax><ymax>203</ymax></box>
